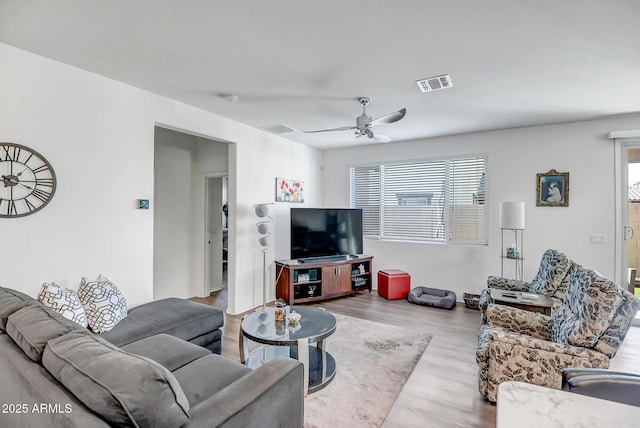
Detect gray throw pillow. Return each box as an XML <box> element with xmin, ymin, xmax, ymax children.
<box><xmin>43</xmin><ymin>331</ymin><xmax>190</xmax><ymax>428</ymax></box>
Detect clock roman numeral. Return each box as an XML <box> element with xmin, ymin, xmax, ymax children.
<box><xmin>32</xmin><ymin>164</ymin><xmax>50</xmax><ymax>174</ymax></box>
<box><xmin>7</xmin><ymin>200</ymin><xmax>17</xmax><ymax>216</ymax></box>
<box><xmin>24</xmin><ymin>198</ymin><xmax>37</xmax><ymax>212</ymax></box>
<box><xmin>32</xmin><ymin>188</ymin><xmax>51</xmax><ymax>203</ymax></box>
<box><xmin>36</xmin><ymin>178</ymin><xmax>55</xmax><ymax>188</ymax></box>
<box><xmin>1</xmin><ymin>145</ymin><xmax>22</xmax><ymax>162</ymax></box>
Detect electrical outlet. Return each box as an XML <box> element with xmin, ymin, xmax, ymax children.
<box><xmin>590</xmin><ymin>234</ymin><xmax>607</xmax><ymax>244</ymax></box>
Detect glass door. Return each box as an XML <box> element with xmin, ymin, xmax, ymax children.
<box><xmin>627</xmin><ymin>148</ymin><xmax>640</xmax><ymax>299</ymax></box>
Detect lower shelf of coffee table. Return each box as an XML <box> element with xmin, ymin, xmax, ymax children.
<box><xmin>244</xmin><ymin>345</ymin><xmax>336</xmax><ymax>393</ymax></box>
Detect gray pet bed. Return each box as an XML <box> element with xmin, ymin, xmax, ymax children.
<box><xmin>407</xmin><ymin>287</ymin><xmax>457</xmax><ymax>309</ymax></box>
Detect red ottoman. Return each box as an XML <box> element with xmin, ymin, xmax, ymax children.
<box><xmin>378</xmin><ymin>269</ymin><xmax>411</xmax><ymax>300</ymax></box>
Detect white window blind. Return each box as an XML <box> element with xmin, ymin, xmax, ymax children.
<box><xmin>350</xmin><ymin>166</ymin><xmax>381</xmax><ymax>238</ymax></box>
<box><xmin>350</xmin><ymin>156</ymin><xmax>487</xmax><ymax>244</ymax></box>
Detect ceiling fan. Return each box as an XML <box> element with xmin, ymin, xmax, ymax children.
<box><xmin>303</xmin><ymin>97</ymin><xmax>406</xmax><ymax>142</ymax></box>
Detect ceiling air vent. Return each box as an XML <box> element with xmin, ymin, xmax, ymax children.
<box><xmin>416</xmin><ymin>74</ymin><xmax>453</xmax><ymax>93</ymax></box>
<box><xmin>261</xmin><ymin>124</ymin><xmax>296</xmax><ymax>134</ymax></box>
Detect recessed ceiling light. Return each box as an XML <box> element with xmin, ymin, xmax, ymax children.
<box><xmin>219</xmin><ymin>93</ymin><xmax>239</xmax><ymax>102</ymax></box>
<box><xmin>416</xmin><ymin>74</ymin><xmax>453</xmax><ymax>93</ymax></box>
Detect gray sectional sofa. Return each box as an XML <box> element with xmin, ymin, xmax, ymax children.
<box><xmin>0</xmin><ymin>286</ymin><xmax>304</xmax><ymax>427</ymax></box>
<box><xmin>99</xmin><ymin>297</ymin><xmax>225</xmax><ymax>354</ymax></box>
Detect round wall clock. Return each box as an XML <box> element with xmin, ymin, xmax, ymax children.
<box><xmin>0</xmin><ymin>142</ymin><xmax>57</xmax><ymax>218</ymax></box>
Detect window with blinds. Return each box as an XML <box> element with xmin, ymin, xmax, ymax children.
<box><xmin>350</xmin><ymin>156</ymin><xmax>488</xmax><ymax>244</ymax></box>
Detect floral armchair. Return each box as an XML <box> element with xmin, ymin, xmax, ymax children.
<box><xmin>478</xmin><ymin>249</ymin><xmax>576</xmax><ymax>323</ymax></box>
<box><xmin>476</xmin><ymin>266</ymin><xmax>639</xmax><ymax>402</ymax></box>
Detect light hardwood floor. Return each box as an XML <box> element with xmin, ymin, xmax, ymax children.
<box><xmin>191</xmin><ymin>291</ymin><xmax>640</xmax><ymax>428</ymax></box>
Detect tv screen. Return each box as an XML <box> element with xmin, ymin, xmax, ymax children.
<box><xmin>291</xmin><ymin>208</ymin><xmax>363</xmax><ymax>260</ymax></box>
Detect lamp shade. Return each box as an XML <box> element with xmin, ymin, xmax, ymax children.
<box><xmin>500</xmin><ymin>201</ymin><xmax>525</xmax><ymax>229</ymax></box>
<box><xmin>254</xmin><ymin>204</ymin><xmax>270</xmax><ymax>218</ymax></box>
<box><xmin>257</xmin><ymin>222</ymin><xmax>269</xmax><ymax>234</ymax></box>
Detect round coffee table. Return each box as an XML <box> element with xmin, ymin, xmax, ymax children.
<box><xmin>239</xmin><ymin>306</ymin><xmax>336</xmax><ymax>395</ymax></box>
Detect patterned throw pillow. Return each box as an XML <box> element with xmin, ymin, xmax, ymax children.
<box><xmin>78</xmin><ymin>275</ymin><xmax>128</xmax><ymax>333</ymax></box>
<box><xmin>38</xmin><ymin>283</ymin><xmax>88</xmax><ymax>328</ymax></box>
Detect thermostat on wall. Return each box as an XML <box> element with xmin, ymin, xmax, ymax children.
<box><xmin>138</xmin><ymin>199</ymin><xmax>150</xmax><ymax>209</ymax></box>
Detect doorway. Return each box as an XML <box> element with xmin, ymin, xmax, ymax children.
<box><xmin>626</xmin><ymin>149</ymin><xmax>640</xmax><ymax>297</ymax></box>
<box><xmin>205</xmin><ymin>175</ymin><xmax>228</xmax><ymax>297</ymax></box>
<box><xmin>615</xmin><ymin>138</ymin><xmax>640</xmax><ymax>326</ymax></box>
<box><xmin>153</xmin><ymin>126</ymin><xmax>230</xmax><ymax>303</ymax></box>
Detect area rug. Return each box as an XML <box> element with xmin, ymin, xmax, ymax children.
<box><xmin>304</xmin><ymin>314</ymin><xmax>432</xmax><ymax>428</ymax></box>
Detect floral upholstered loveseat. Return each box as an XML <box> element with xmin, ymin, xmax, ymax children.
<box><xmin>478</xmin><ymin>249</ymin><xmax>577</xmax><ymax>323</ymax></box>
<box><xmin>476</xmin><ymin>266</ymin><xmax>639</xmax><ymax>402</ymax></box>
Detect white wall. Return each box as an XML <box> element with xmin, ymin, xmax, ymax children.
<box><xmin>0</xmin><ymin>43</ymin><xmax>322</xmax><ymax>314</ymax></box>
<box><xmin>154</xmin><ymin>128</ymin><xmax>197</xmax><ymax>300</ymax></box>
<box><xmin>322</xmin><ymin>116</ymin><xmax>640</xmax><ymax>298</ymax></box>
<box><xmin>0</xmin><ymin>44</ymin><xmax>156</xmax><ymax>306</ymax></box>
<box><xmin>232</xmin><ymin>133</ymin><xmax>324</xmax><ymax>311</ymax></box>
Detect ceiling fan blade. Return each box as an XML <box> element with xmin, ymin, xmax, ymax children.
<box><xmin>371</xmin><ymin>108</ymin><xmax>407</xmax><ymax>126</ymax></box>
<box><xmin>371</xmin><ymin>129</ymin><xmax>392</xmax><ymax>143</ymax></box>
<box><xmin>302</xmin><ymin>125</ymin><xmax>356</xmax><ymax>134</ymax></box>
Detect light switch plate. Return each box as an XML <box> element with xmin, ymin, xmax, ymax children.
<box><xmin>590</xmin><ymin>233</ymin><xmax>606</xmax><ymax>244</ymax></box>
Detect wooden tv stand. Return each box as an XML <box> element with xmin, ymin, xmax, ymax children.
<box><xmin>275</xmin><ymin>255</ymin><xmax>374</xmax><ymax>305</ymax></box>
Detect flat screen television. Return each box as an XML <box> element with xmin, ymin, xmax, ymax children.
<box><xmin>290</xmin><ymin>208</ymin><xmax>363</xmax><ymax>260</ymax></box>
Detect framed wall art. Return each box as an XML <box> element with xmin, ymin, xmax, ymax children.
<box><xmin>536</xmin><ymin>169</ymin><xmax>569</xmax><ymax>207</ymax></box>
<box><xmin>276</xmin><ymin>177</ymin><xmax>304</xmax><ymax>203</ymax></box>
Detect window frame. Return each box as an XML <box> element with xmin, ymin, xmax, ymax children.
<box><xmin>349</xmin><ymin>154</ymin><xmax>489</xmax><ymax>245</ymax></box>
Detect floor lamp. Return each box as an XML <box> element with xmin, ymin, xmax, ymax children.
<box><xmin>254</xmin><ymin>203</ymin><xmax>273</xmax><ymax>311</ymax></box>
<box><xmin>500</xmin><ymin>201</ymin><xmax>525</xmax><ymax>281</ymax></box>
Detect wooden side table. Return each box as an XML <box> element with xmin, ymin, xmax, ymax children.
<box><xmin>488</xmin><ymin>289</ymin><xmax>553</xmax><ymax>316</ymax></box>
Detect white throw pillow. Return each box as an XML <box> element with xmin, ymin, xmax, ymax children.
<box><xmin>37</xmin><ymin>282</ymin><xmax>89</xmax><ymax>328</ymax></box>
<box><xmin>78</xmin><ymin>275</ymin><xmax>128</xmax><ymax>333</ymax></box>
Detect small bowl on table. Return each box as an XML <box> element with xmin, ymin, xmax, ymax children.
<box><xmin>287</xmin><ymin>311</ymin><xmax>302</xmax><ymax>323</ymax></box>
